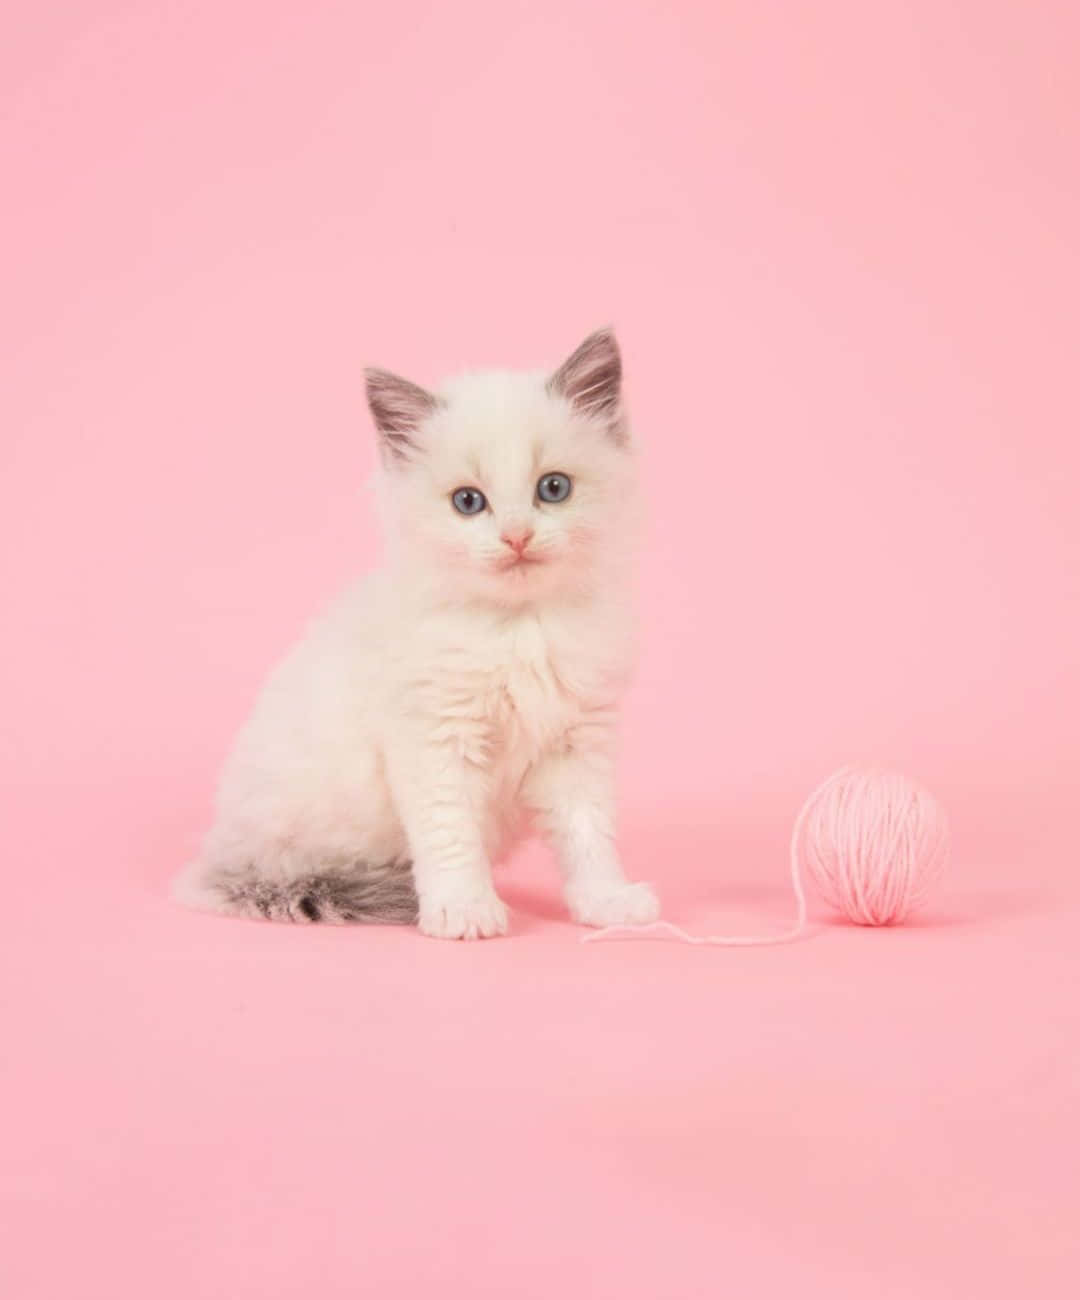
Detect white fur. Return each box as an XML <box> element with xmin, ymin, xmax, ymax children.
<box><xmin>174</xmin><ymin>334</ymin><xmax>658</xmax><ymax>939</ymax></box>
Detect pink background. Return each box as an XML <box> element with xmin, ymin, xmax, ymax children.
<box><xmin>2</xmin><ymin>2</ymin><xmax>1078</xmax><ymax>1296</ymax></box>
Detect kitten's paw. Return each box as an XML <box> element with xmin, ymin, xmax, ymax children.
<box><xmin>566</xmin><ymin>879</ymin><xmax>661</xmax><ymax>929</ymax></box>
<box><xmin>418</xmin><ymin>889</ymin><xmax>509</xmax><ymax>941</ymax></box>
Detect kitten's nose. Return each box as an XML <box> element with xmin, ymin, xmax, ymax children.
<box><xmin>500</xmin><ymin>527</ymin><xmax>534</xmax><ymax>555</ymax></box>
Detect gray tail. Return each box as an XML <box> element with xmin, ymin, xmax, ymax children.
<box><xmin>176</xmin><ymin>859</ymin><xmax>418</xmax><ymax>926</ymax></box>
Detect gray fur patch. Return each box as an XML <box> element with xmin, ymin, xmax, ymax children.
<box><xmin>210</xmin><ymin>860</ymin><xmax>419</xmax><ymax>926</ymax></box>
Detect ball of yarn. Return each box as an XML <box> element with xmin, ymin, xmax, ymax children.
<box><xmin>793</xmin><ymin>766</ymin><xmax>948</xmax><ymax>925</ymax></box>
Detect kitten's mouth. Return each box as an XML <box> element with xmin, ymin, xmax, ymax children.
<box><xmin>496</xmin><ymin>553</ymin><xmax>545</xmax><ymax>573</ymax></box>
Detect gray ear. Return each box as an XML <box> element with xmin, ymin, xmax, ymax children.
<box><xmin>365</xmin><ymin>367</ymin><xmax>440</xmax><ymax>463</ymax></box>
<box><xmin>547</xmin><ymin>327</ymin><xmax>626</xmax><ymax>443</ymax></box>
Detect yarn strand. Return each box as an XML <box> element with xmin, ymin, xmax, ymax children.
<box><xmin>582</xmin><ymin>788</ymin><xmax>814</xmax><ymax>947</ymax></box>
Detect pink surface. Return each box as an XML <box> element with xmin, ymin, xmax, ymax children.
<box><xmin>2</xmin><ymin>2</ymin><xmax>1078</xmax><ymax>1296</ymax></box>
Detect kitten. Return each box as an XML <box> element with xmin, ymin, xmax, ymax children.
<box><xmin>173</xmin><ymin>329</ymin><xmax>659</xmax><ymax>939</ymax></box>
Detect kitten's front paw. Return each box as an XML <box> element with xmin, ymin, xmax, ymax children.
<box><xmin>566</xmin><ymin>880</ymin><xmax>661</xmax><ymax>929</ymax></box>
<box><xmin>418</xmin><ymin>889</ymin><xmax>509</xmax><ymax>941</ymax></box>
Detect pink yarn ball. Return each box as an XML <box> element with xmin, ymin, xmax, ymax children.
<box><xmin>792</xmin><ymin>767</ymin><xmax>949</xmax><ymax>925</ymax></box>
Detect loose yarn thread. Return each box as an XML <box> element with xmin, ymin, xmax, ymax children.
<box><xmin>583</xmin><ymin>766</ymin><xmax>948</xmax><ymax>947</ymax></box>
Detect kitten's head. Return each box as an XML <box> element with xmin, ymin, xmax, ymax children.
<box><xmin>366</xmin><ymin>329</ymin><xmax>637</xmax><ymax>605</ymax></box>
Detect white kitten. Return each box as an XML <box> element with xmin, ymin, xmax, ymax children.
<box><xmin>173</xmin><ymin>329</ymin><xmax>659</xmax><ymax>939</ymax></box>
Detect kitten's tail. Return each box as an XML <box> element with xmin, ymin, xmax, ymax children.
<box><xmin>172</xmin><ymin>858</ymin><xmax>418</xmax><ymax>925</ymax></box>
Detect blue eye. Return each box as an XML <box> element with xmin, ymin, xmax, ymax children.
<box><xmin>537</xmin><ymin>472</ymin><xmax>572</xmax><ymax>504</ymax></box>
<box><xmin>451</xmin><ymin>487</ymin><xmax>487</xmax><ymax>515</ymax></box>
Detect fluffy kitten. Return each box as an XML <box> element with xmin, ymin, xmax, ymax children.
<box><xmin>173</xmin><ymin>328</ymin><xmax>659</xmax><ymax>939</ymax></box>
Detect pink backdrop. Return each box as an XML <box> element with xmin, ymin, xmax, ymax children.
<box><xmin>3</xmin><ymin>3</ymin><xmax>1078</xmax><ymax>1297</ymax></box>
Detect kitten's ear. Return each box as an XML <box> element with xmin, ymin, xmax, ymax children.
<box><xmin>547</xmin><ymin>327</ymin><xmax>626</xmax><ymax>443</ymax></box>
<box><xmin>365</xmin><ymin>367</ymin><xmax>440</xmax><ymax>464</ymax></box>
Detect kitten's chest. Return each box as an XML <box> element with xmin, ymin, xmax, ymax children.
<box><xmin>487</xmin><ymin>618</ymin><xmax>578</xmax><ymax>756</ymax></box>
<box><xmin>406</xmin><ymin>603</ymin><xmax>627</xmax><ymax>761</ymax></box>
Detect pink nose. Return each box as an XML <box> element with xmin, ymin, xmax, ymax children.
<box><xmin>500</xmin><ymin>528</ymin><xmax>534</xmax><ymax>555</ymax></box>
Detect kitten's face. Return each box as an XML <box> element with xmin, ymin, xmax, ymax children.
<box><xmin>367</xmin><ymin>330</ymin><xmax>637</xmax><ymax>605</ymax></box>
